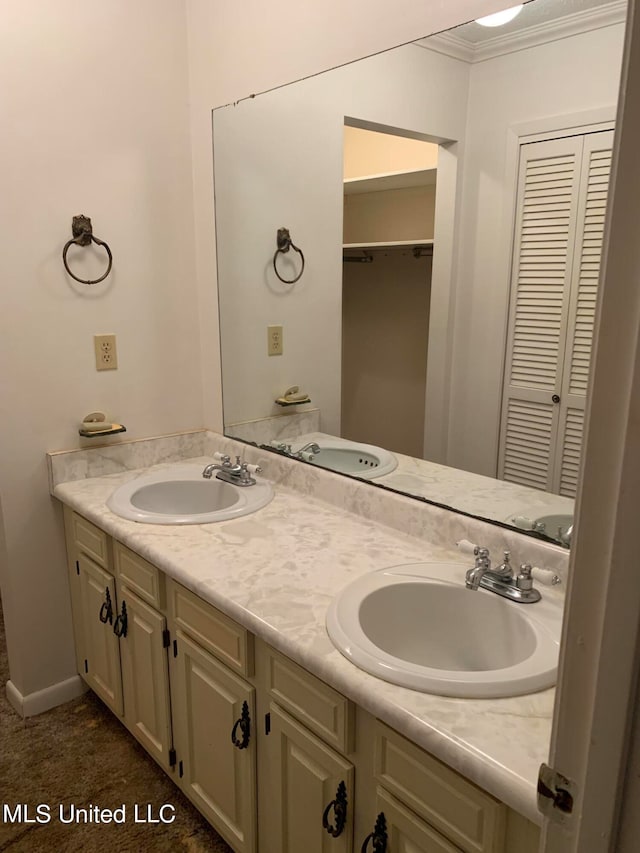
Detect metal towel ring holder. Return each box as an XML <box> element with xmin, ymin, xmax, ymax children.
<box><xmin>273</xmin><ymin>227</ymin><xmax>305</xmax><ymax>284</ymax></box>
<box><xmin>63</xmin><ymin>215</ymin><xmax>113</xmax><ymax>285</ymax></box>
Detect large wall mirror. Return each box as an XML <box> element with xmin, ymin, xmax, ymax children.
<box><xmin>213</xmin><ymin>0</ymin><xmax>626</xmax><ymax>548</ymax></box>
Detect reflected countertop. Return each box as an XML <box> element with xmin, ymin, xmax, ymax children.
<box><xmin>278</xmin><ymin>430</ymin><xmax>574</xmax><ymax>539</ymax></box>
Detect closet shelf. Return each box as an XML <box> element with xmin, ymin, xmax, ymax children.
<box><xmin>343</xmin><ymin>239</ymin><xmax>434</xmax><ymax>250</ymax></box>
<box><xmin>344</xmin><ymin>167</ymin><xmax>437</xmax><ymax>195</ymax></box>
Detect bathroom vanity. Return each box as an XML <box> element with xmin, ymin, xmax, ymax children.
<box><xmin>50</xmin><ymin>432</ymin><xmax>566</xmax><ymax>852</ymax></box>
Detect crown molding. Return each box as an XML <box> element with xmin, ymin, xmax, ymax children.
<box><xmin>417</xmin><ymin>0</ymin><xmax>627</xmax><ymax>63</ymax></box>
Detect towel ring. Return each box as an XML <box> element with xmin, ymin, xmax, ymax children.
<box><xmin>273</xmin><ymin>227</ymin><xmax>305</xmax><ymax>284</ymax></box>
<box><xmin>63</xmin><ymin>215</ymin><xmax>113</xmax><ymax>285</ymax></box>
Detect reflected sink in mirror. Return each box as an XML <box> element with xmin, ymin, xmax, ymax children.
<box><xmin>107</xmin><ymin>463</ymin><xmax>273</xmax><ymax>524</ymax></box>
<box><xmin>272</xmin><ymin>434</ymin><xmax>397</xmax><ymax>480</ymax></box>
<box><xmin>509</xmin><ymin>512</ymin><xmax>573</xmax><ymax>547</ymax></box>
<box><xmin>326</xmin><ymin>562</ymin><xmax>562</xmax><ymax>698</ymax></box>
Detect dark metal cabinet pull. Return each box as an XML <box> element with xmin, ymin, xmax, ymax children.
<box><xmin>231</xmin><ymin>701</ymin><xmax>251</xmax><ymax>749</ymax></box>
<box><xmin>322</xmin><ymin>780</ymin><xmax>348</xmax><ymax>837</ymax></box>
<box><xmin>361</xmin><ymin>812</ymin><xmax>387</xmax><ymax>852</ymax></box>
<box><xmin>99</xmin><ymin>587</ymin><xmax>113</xmax><ymax>625</ymax></box>
<box><xmin>113</xmin><ymin>600</ymin><xmax>128</xmax><ymax>638</ymax></box>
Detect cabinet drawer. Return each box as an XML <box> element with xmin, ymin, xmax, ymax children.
<box><xmin>114</xmin><ymin>542</ymin><xmax>164</xmax><ymax>609</ymax></box>
<box><xmin>374</xmin><ymin>722</ymin><xmax>505</xmax><ymax>853</ymax></box>
<box><xmin>264</xmin><ymin>645</ymin><xmax>354</xmax><ymax>754</ymax></box>
<box><xmin>167</xmin><ymin>579</ymin><xmax>254</xmax><ymax>677</ymax></box>
<box><xmin>373</xmin><ymin>786</ymin><xmax>463</xmax><ymax>853</ymax></box>
<box><xmin>70</xmin><ymin>511</ymin><xmax>110</xmax><ymax>568</ymax></box>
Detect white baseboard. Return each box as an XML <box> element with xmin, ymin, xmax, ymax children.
<box><xmin>6</xmin><ymin>675</ymin><xmax>88</xmax><ymax>718</ymax></box>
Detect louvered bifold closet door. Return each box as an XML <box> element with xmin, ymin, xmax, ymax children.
<box><xmin>498</xmin><ymin>137</ymin><xmax>583</xmax><ymax>491</ymax></box>
<box><xmin>553</xmin><ymin>131</ymin><xmax>614</xmax><ymax>497</ymax></box>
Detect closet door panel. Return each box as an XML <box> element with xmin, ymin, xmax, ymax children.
<box><xmin>557</xmin><ymin>406</ymin><xmax>585</xmax><ymax>498</ymax></box>
<box><xmin>500</xmin><ymin>396</ymin><xmax>556</xmax><ymax>491</ymax></box>
<box><xmin>499</xmin><ymin>136</ymin><xmax>583</xmax><ymax>490</ymax></box>
<box><xmin>554</xmin><ymin>131</ymin><xmax>614</xmax><ymax>496</ymax></box>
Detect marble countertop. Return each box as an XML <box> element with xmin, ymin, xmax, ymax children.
<box><xmin>53</xmin><ymin>454</ymin><xmax>559</xmax><ymax>825</ymax></box>
<box><xmin>279</xmin><ymin>431</ymin><xmax>574</xmax><ymax>535</ymax></box>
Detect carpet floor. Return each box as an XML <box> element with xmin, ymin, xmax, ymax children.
<box><xmin>0</xmin><ymin>602</ymin><xmax>232</xmax><ymax>852</ymax></box>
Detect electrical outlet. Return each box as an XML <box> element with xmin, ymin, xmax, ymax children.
<box><xmin>94</xmin><ymin>334</ymin><xmax>118</xmax><ymax>371</ymax></box>
<box><xmin>268</xmin><ymin>325</ymin><xmax>283</xmax><ymax>356</ymax></box>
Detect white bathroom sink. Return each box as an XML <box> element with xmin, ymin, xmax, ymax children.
<box><xmin>326</xmin><ymin>562</ymin><xmax>562</xmax><ymax>698</ymax></box>
<box><xmin>295</xmin><ymin>438</ymin><xmax>397</xmax><ymax>479</ymax></box>
<box><xmin>107</xmin><ymin>463</ymin><xmax>273</xmax><ymax>524</ymax></box>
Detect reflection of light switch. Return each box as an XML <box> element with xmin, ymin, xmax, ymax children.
<box><xmin>268</xmin><ymin>325</ymin><xmax>283</xmax><ymax>356</ymax></box>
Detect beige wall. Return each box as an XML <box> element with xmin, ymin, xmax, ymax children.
<box><xmin>446</xmin><ymin>21</ymin><xmax>625</xmax><ymax>477</ymax></box>
<box><xmin>212</xmin><ymin>41</ymin><xmax>470</xmax><ymax>437</ymax></box>
<box><xmin>0</xmin><ymin>0</ymin><xmax>200</xmax><ymax>702</ymax></box>
<box><xmin>344</xmin><ymin>186</ymin><xmax>437</xmax><ymax>244</ymax></box>
<box><xmin>344</xmin><ymin>126</ymin><xmax>439</xmax><ymax>179</ymax></box>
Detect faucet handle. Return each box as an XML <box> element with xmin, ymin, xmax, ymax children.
<box><xmin>474</xmin><ymin>547</ymin><xmax>491</xmax><ymax>570</ymax></box>
<box><xmin>456</xmin><ymin>539</ymin><xmax>481</xmax><ymax>555</ymax></box>
<box><xmin>516</xmin><ymin>563</ymin><xmax>534</xmax><ymax>592</ymax></box>
<box><xmin>242</xmin><ymin>463</ymin><xmax>262</xmax><ymax>475</ymax></box>
<box><xmin>237</xmin><ymin>462</ymin><xmax>262</xmax><ymax>485</ymax></box>
<box><xmin>456</xmin><ymin>539</ymin><xmax>490</xmax><ymax>566</ymax></box>
<box><xmin>531</xmin><ymin>567</ymin><xmax>561</xmax><ymax>586</ymax></box>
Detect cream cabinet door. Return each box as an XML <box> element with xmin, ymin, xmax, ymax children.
<box><xmin>170</xmin><ymin>627</ymin><xmax>257</xmax><ymax>853</ymax></box>
<box><xmin>118</xmin><ymin>583</ymin><xmax>173</xmax><ymax>770</ymax></box>
<box><xmin>77</xmin><ymin>553</ymin><xmax>123</xmax><ymax>716</ymax></box>
<box><xmin>266</xmin><ymin>703</ymin><xmax>354</xmax><ymax>853</ymax></box>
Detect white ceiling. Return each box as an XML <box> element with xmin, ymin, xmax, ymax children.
<box><xmin>453</xmin><ymin>0</ymin><xmax>622</xmax><ymax>45</ymax></box>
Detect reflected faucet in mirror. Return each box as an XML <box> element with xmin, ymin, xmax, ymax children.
<box><xmin>213</xmin><ymin>0</ymin><xmax>626</xmax><ymax>549</ymax></box>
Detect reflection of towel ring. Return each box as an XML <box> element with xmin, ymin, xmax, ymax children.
<box><xmin>63</xmin><ymin>215</ymin><xmax>113</xmax><ymax>285</ymax></box>
<box><xmin>273</xmin><ymin>227</ymin><xmax>305</xmax><ymax>284</ymax></box>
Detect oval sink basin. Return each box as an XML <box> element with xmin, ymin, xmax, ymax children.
<box><xmin>326</xmin><ymin>563</ymin><xmax>562</xmax><ymax>698</ymax></box>
<box><xmin>298</xmin><ymin>439</ymin><xmax>397</xmax><ymax>479</ymax></box>
<box><xmin>107</xmin><ymin>463</ymin><xmax>273</xmax><ymax>524</ymax></box>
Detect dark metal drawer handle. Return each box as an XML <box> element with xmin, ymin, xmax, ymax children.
<box><xmin>361</xmin><ymin>812</ymin><xmax>387</xmax><ymax>852</ymax></box>
<box><xmin>322</xmin><ymin>780</ymin><xmax>347</xmax><ymax>837</ymax></box>
<box><xmin>231</xmin><ymin>701</ymin><xmax>251</xmax><ymax>749</ymax></box>
<box><xmin>113</xmin><ymin>600</ymin><xmax>128</xmax><ymax>638</ymax></box>
<box><xmin>99</xmin><ymin>587</ymin><xmax>113</xmax><ymax>625</ymax></box>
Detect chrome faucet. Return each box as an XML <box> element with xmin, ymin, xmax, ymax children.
<box><xmin>272</xmin><ymin>441</ymin><xmax>293</xmax><ymax>455</ymax></box>
<box><xmin>295</xmin><ymin>441</ymin><xmax>321</xmax><ymax>461</ymax></box>
<box><xmin>464</xmin><ymin>547</ymin><xmax>492</xmax><ymax>590</ymax></box>
<box><xmin>464</xmin><ymin>546</ymin><xmax>543</xmax><ymax>603</ymax></box>
<box><xmin>270</xmin><ymin>441</ymin><xmax>321</xmax><ymax>461</ymax></box>
<box><xmin>202</xmin><ymin>455</ymin><xmax>262</xmax><ymax>486</ymax></box>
